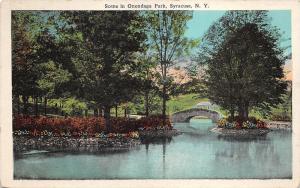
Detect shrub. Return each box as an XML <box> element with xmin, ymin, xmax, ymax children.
<box><xmin>13</xmin><ymin>115</ymin><xmax>172</xmax><ymax>137</ymax></box>
<box><xmin>217</xmin><ymin>117</ymin><xmax>267</xmax><ymax>129</ymax></box>
<box><xmin>269</xmin><ymin>114</ymin><xmax>292</xmax><ymax>121</ymax></box>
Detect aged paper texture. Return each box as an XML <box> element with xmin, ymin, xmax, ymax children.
<box><xmin>1</xmin><ymin>0</ymin><xmax>300</xmax><ymax>187</ymax></box>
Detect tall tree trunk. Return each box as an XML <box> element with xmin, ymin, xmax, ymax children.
<box><xmin>238</xmin><ymin>103</ymin><xmax>249</xmax><ymax>120</ymax></box>
<box><xmin>94</xmin><ymin>108</ymin><xmax>98</xmax><ymax>117</ymax></box>
<box><xmin>98</xmin><ymin>108</ymin><xmax>102</xmax><ymax>117</ymax></box>
<box><xmin>162</xmin><ymin>82</ymin><xmax>167</xmax><ymax>126</ymax></box>
<box><xmin>238</xmin><ymin>104</ymin><xmax>244</xmax><ymax>120</ymax></box>
<box><xmin>55</xmin><ymin>103</ymin><xmax>59</xmax><ymax>115</ymax></box>
<box><xmin>124</xmin><ymin>108</ymin><xmax>127</xmax><ymax>117</ymax></box>
<box><xmin>230</xmin><ymin>108</ymin><xmax>234</xmax><ymax>120</ymax></box>
<box><xmin>22</xmin><ymin>95</ymin><xmax>29</xmax><ymax>115</ymax></box>
<box><xmin>115</xmin><ymin>105</ymin><xmax>118</xmax><ymax>117</ymax></box>
<box><xmin>144</xmin><ymin>91</ymin><xmax>149</xmax><ymax>117</ymax></box>
<box><xmin>34</xmin><ymin>97</ymin><xmax>38</xmax><ymax>117</ymax></box>
<box><xmin>44</xmin><ymin>97</ymin><xmax>47</xmax><ymax>116</ymax></box>
<box><xmin>244</xmin><ymin>110</ymin><xmax>248</xmax><ymax>119</ymax></box>
<box><xmin>162</xmin><ymin>64</ymin><xmax>167</xmax><ymax>126</ymax></box>
<box><xmin>100</xmin><ymin>108</ymin><xmax>103</xmax><ymax>117</ymax></box>
<box><xmin>17</xmin><ymin>95</ymin><xmax>20</xmax><ymax>115</ymax></box>
<box><xmin>85</xmin><ymin>109</ymin><xmax>88</xmax><ymax>117</ymax></box>
<box><xmin>104</xmin><ymin>106</ymin><xmax>111</xmax><ymax>133</ymax></box>
<box><xmin>60</xmin><ymin>101</ymin><xmax>64</xmax><ymax>116</ymax></box>
<box><xmin>244</xmin><ymin>102</ymin><xmax>249</xmax><ymax>119</ymax></box>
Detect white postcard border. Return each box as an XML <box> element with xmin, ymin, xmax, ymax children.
<box><xmin>1</xmin><ymin>0</ymin><xmax>299</xmax><ymax>187</ymax></box>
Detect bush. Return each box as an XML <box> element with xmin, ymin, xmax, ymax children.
<box><xmin>217</xmin><ymin>117</ymin><xmax>267</xmax><ymax>129</ymax></box>
<box><xmin>269</xmin><ymin>114</ymin><xmax>292</xmax><ymax>121</ymax></box>
<box><xmin>13</xmin><ymin>115</ymin><xmax>172</xmax><ymax>137</ymax></box>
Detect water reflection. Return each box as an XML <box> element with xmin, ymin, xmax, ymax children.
<box><xmin>141</xmin><ymin>137</ymin><xmax>173</xmax><ymax>145</ymax></box>
<box><xmin>213</xmin><ymin>129</ymin><xmax>291</xmax><ymax>178</ymax></box>
<box><xmin>162</xmin><ymin>137</ymin><xmax>167</xmax><ymax>178</ymax></box>
<box><xmin>142</xmin><ymin>136</ymin><xmax>171</xmax><ymax>178</ymax></box>
<box><xmin>217</xmin><ymin>134</ymin><xmax>269</xmax><ymax>142</ymax></box>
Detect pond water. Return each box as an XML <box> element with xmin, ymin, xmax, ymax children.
<box><xmin>14</xmin><ymin>119</ymin><xmax>292</xmax><ymax>179</ymax></box>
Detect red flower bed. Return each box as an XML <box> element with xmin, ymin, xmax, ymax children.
<box><xmin>138</xmin><ymin>115</ymin><xmax>172</xmax><ymax>130</ymax></box>
<box><xmin>13</xmin><ymin>115</ymin><xmax>172</xmax><ymax>137</ymax></box>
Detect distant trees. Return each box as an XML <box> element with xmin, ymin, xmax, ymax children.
<box><xmin>133</xmin><ymin>52</ymin><xmax>161</xmax><ymax>116</ymax></box>
<box><xmin>198</xmin><ymin>11</ymin><xmax>287</xmax><ymax>120</ymax></box>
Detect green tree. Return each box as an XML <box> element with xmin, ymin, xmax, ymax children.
<box><xmin>32</xmin><ymin>12</ymin><xmax>82</xmax><ymax>116</ymax></box>
<box><xmin>145</xmin><ymin>11</ymin><xmax>197</xmax><ymax>124</ymax></box>
<box><xmin>12</xmin><ymin>11</ymin><xmax>42</xmax><ymax>115</ymax></box>
<box><xmin>67</xmin><ymin>11</ymin><xmax>147</xmax><ymax>131</ymax></box>
<box><xmin>182</xmin><ymin>63</ymin><xmax>207</xmax><ymax>95</ymax></box>
<box><xmin>132</xmin><ymin>52</ymin><xmax>161</xmax><ymax>116</ymax></box>
<box><xmin>12</xmin><ymin>11</ymin><xmax>81</xmax><ymax>116</ymax></box>
<box><xmin>199</xmin><ymin>11</ymin><xmax>287</xmax><ymax>119</ymax></box>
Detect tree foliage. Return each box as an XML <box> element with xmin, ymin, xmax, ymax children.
<box><xmin>145</xmin><ymin>11</ymin><xmax>197</xmax><ymax>123</ymax></box>
<box><xmin>12</xmin><ymin>11</ymin><xmax>83</xmax><ymax>115</ymax></box>
<box><xmin>198</xmin><ymin>11</ymin><xmax>287</xmax><ymax>119</ymax></box>
<box><xmin>63</xmin><ymin>11</ymin><xmax>147</xmax><ymax>131</ymax></box>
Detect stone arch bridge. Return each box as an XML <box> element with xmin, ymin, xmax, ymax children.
<box><xmin>171</xmin><ymin>108</ymin><xmax>221</xmax><ymax>123</ymax></box>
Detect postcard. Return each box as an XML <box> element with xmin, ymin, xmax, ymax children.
<box><xmin>0</xmin><ymin>0</ymin><xmax>300</xmax><ymax>187</ymax></box>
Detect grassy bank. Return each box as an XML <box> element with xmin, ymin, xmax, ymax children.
<box><xmin>167</xmin><ymin>94</ymin><xmax>209</xmax><ymax>115</ymax></box>
<box><xmin>14</xmin><ymin>91</ymin><xmax>291</xmax><ymax>121</ymax></box>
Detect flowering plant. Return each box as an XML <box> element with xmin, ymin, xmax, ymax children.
<box><xmin>13</xmin><ymin>115</ymin><xmax>171</xmax><ymax>137</ymax></box>
<box><xmin>217</xmin><ymin>117</ymin><xmax>268</xmax><ymax>130</ymax></box>
<box><xmin>217</xmin><ymin>119</ymin><xmax>227</xmax><ymax>128</ymax></box>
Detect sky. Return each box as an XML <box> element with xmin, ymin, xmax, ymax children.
<box><xmin>185</xmin><ymin>10</ymin><xmax>291</xmax><ymax>56</ymax></box>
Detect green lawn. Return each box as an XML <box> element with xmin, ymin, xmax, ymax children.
<box><xmin>166</xmin><ymin>94</ymin><xmax>209</xmax><ymax>115</ymax></box>
<box><xmin>166</xmin><ymin>92</ymin><xmax>292</xmax><ymax>120</ymax></box>
<box><xmin>18</xmin><ymin>92</ymin><xmax>290</xmax><ymax>120</ymax></box>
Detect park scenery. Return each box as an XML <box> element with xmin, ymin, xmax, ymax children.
<box><xmin>12</xmin><ymin>10</ymin><xmax>292</xmax><ymax>179</ymax></box>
